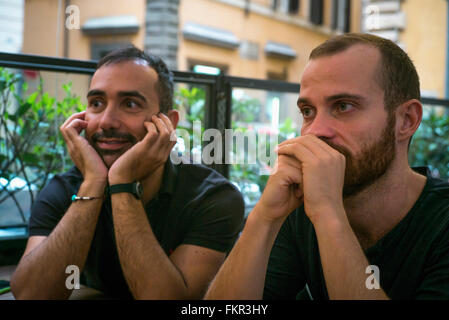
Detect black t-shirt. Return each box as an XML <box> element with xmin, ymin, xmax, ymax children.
<box><xmin>28</xmin><ymin>160</ymin><xmax>244</xmax><ymax>299</ymax></box>
<box><xmin>264</xmin><ymin>167</ymin><xmax>449</xmax><ymax>300</ymax></box>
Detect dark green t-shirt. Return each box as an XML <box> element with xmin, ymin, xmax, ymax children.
<box><xmin>29</xmin><ymin>160</ymin><xmax>244</xmax><ymax>299</ymax></box>
<box><xmin>264</xmin><ymin>167</ymin><xmax>449</xmax><ymax>300</ymax></box>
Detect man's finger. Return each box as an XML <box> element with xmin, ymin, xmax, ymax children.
<box><xmin>159</xmin><ymin>113</ymin><xmax>175</xmax><ymax>132</ymax></box>
<box><xmin>278</xmin><ymin>154</ymin><xmax>302</xmax><ymax>171</ymax></box>
<box><xmin>142</xmin><ymin>121</ymin><xmax>159</xmax><ymax>146</ymax></box>
<box><xmin>60</xmin><ymin>111</ymin><xmax>86</xmax><ymax>129</ymax></box>
<box><xmin>152</xmin><ymin>115</ymin><xmax>170</xmax><ymax>137</ymax></box>
<box><xmin>300</xmin><ymin>134</ymin><xmax>336</xmax><ymax>157</ymax></box>
<box><xmin>151</xmin><ymin>115</ymin><xmax>172</xmax><ymax>151</ymax></box>
<box><xmin>276</xmin><ymin>142</ymin><xmax>315</xmax><ymax>164</ymax></box>
<box><xmin>144</xmin><ymin>120</ymin><xmax>157</xmax><ymax>134</ymax></box>
<box><xmin>67</xmin><ymin>119</ymin><xmax>88</xmax><ymax>136</ymax></box>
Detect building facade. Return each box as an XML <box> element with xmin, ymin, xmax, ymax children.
<box><xmin>16</xmin><ymin>0</ymin><xmax>449</xmax><ymax>97</ymax></box>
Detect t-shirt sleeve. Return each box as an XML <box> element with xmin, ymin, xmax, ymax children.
<box><xmin>263</xmin><ymin>213</ymin><xmax>307</xmax><ymax>300</ymax></box>
<box><xmin>28</xmin><ymin>175</ymin><xmax>74</xmax><ymax>237</ymax></box>
<box><xmin>415</xmin><ymin>223</ymin><xmax>449</xmax><ymax>299</ymax></box>
<box><xmin>181</xmin><ymin>184</ymin><xmax>244</xmax><ymax>253</ymax></box>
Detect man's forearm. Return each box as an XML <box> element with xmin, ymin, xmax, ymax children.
<box><xmin>11</xmin><ymin>180</ymin><xmax>105</xmax><ymax>299</ymax></box>
<box><xmin>205</xmin><ymin>205</ymin><xmax>284</xmax><ymax>300</ymax></box>
<box><xmin>111</xmin><ymin>193</ymin><xmax>190</xmax><ymax>299</ymax></box>
<box><xmin>313</xmin><ymin>210</ymin><xmax>389</xmax><ymax>300</ymax></box>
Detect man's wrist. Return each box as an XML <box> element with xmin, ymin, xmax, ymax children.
<box><xmin>82</xmin><ymin>177</ymin><xmax>108</xmax><ymax>189</ymax></box>
<box><xmin>108</xmin><ymin>173</ymin><xmax>133</xmax><ymax>185</ymax></box>
<box><xmin>76</xmin><ymin>179</ymin><xmax>108</xmax><ymax>203</ymax></box>
<box><xmin>249</xmin><ymin>203</ymin><xmax>287</xmax><ymax>230</ymax></box>
<box><xmin>308</xmin><ymin>204</ymin><xmax>348</xmax><ymax>230</ymax></box>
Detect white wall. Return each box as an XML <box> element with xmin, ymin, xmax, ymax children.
<box><xmin>0</xmin><ymin>0</ymin><xmax>24</xmax><ymax>53</ymax></box>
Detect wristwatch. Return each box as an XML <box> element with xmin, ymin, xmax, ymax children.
<box><xmin>108</xmin><ymin>182</ymin><xmax>143</xmax><ymax>200</ymax></box>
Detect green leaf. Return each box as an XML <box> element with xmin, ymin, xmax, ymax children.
<box><xmin>27</xmin><ymin>92</ymin><xmax>39</xmax><ymax>105</ymax></box>
<box><xmin>17</xmin><ymin>102</ymin><xmax>32</xmax><ymax>117</ymax></box>
<box><xmin>0</xmin><ymin>77</ymin><xmax>6</xmax><ymax>92</ymax></box>
<box><xmin>22</xmin><ymin>152</ymin><xmax>40</xmax><ymax>166</ymax></box>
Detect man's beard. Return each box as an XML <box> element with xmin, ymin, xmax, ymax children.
<box><xmin>325</xmin><ymin>112</ymin><xmax>396</xmax><ymax>198</ymax></box>
<box><xmin>88</xmin><ymin>129</ymin><xmax>138</xmax><ymax>166</ymax></box>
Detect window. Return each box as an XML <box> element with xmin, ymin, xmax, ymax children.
<box><xmin>288</xmin><ymin>0</ymin><xmax>300</xmax><ymax>14</ymax></box>
<box><xmin>310</xmin><ymin>0</ymin><xmax>324</xmax><ymax>25</ymax></box>
<box><xmin>189</xmin><ymin>62</ymin><xmax>227</xmax><ymax>75</ymax></box>
<box><xmin>331</xmin><ymin>0</ymin><xmax>351</xmax><ymax>33</ymax></box>
<box><xmin>90</xmin><ymin>42</ymin><xmax>132</xmax><ymax>61</ymax></box>
<box><xmin>273</xmin><ymin>0</ymin><xmax>300</xmax><ymax>14</ymax></box>
<box><xmin>192</xmin><ymin>65</ymin><xmax>221</xmax><ymax>75</ymax></box>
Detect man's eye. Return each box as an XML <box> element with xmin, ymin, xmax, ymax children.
<box><xmin>125</xmin><ymin>100</ymin><xmax>140</xmax><ymax>109</ymax></box>
<box><xmin>300</xmin><ymin>107</ymin><xmax>314</xmax><ymax>118</ymax></box>
<box><xmin>335</xmin><ymin>102</ymin><xmax>354</xmax><ymax>113</ymax></box>
<box><xmin>89</xmin><ymin>99</ymin><xmax>103</xmax><ymax>108</ymax></box>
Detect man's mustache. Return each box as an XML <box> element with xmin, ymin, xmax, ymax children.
<box><xmin>91</xmin><ymin>130</ymin><xmax>137</xmax><ymax>144</ymax></box>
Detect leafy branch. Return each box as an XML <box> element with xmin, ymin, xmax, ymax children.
<box><xmin>0</xmin><ymin>68</ymin><xmax>84</xmax><ymax>223</ymax></box>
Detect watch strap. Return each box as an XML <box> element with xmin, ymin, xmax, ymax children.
<box><xmin>109</xmin><ymin>182</ymin><xmax>142</xmax><ymax>199</ymax></box>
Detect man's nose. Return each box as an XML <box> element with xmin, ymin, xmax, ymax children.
<box><xmin>98</xmin><ymin>105</ymin><xmax>121</xmax><ymax>131</ymax></box>
<box><xmin>301</xmin><ymin>112</ymin><xmax>336</xmax><ymax>139</ymax></box>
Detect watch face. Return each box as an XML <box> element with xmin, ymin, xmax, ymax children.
<box><xmin>134</xmin><ymin>182</ymin><xmax>143</xmax><ymax>199</ymax></box>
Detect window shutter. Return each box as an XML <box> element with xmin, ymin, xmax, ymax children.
<box><xmin>288</xmin><ymin>0</ymin><xmax>300</xmax><ymax>14</ymax></box>
<box><xmin>310</xmin><ymin>0</ymin><xmax>323</xmax><ymax>25</ymax></box>
<box><xmin>343</xmin><ymin>0</ymin><xmax>351</xmax><ymax>33</ymax></box>
<box><xmin>331</xmin><ymin>0</ymin><xmax>351</xmax><ymax>32</ymax></box>
<box><xmin>331</xmin><ymin>0</ymin><xmax>339</xmax><ymax>30</ymax></box>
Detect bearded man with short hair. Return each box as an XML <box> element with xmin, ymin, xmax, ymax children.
<box><xmin>205</xmin><ymin>33</ymin><xmax>449</xmax><ymax>300</ymax></box>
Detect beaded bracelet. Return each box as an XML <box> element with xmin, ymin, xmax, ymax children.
<box><xmin>71</xmin><ymin>194</ymin><xmax>103</xmax><ymax>202</ymax></box>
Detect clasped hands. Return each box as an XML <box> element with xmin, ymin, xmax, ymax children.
<box><xmin>257</xmin><ymin>134</ymin><xmax>347</xmax><ymax>225</ymax></box>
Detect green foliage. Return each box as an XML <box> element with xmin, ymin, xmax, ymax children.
<box><xmin>173</xmin><ymin>86</ymin><xmax>206</xmax><ymax>160</ymax></box>
<box><xmin>232</xmin><ymin>95</ymin><xmax>260</xmax><ymax>123</ymax></box>
<box><xmin>409</xmin><ymin>107</ymin><xmax>449</xmax><ymax>180</ymax></box>
<box><xmin>0</xmin><ymin>67</ymin><xmax>84</xmax><ymax>220</ymax></box>
<box><xmin>174</xmin><ymin>86</ymin><xmax>205</xmax><ymax>124</ymax></box>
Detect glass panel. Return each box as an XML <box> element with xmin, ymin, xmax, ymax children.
<box><xmin>172</xmin><ymin>82</ymin><xmax>206</xmax><ymax>165</ymax></box>
<box><xmin>409</xmin><ymin>104</ymin><xmax>449</xmax><ymax>181</ymax></box>
<box><xmin>0</xmin><ymin>68</ymin><xmax>209</xmax><ymax>235</ymax></box>
<box><xmin>0</xmin><ymin>67</ymin><xmax>89</xmax><ymax>232</ymax></box>
<box><xmin>229</xmin><ymin>88</ymin><xmax>301</xmax><ymax>216</ymax></box>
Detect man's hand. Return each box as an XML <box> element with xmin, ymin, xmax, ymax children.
<box><xmin>108</xmin><ymin>113</ymin><xmax>177</xmax><ymax>184</ymax></box>
<box><xmin>255</xmin><ymin>151</ymin><xmax>304</xmax><ymax>224</ymax></box>
<box><xmin>60</xmin><ymin>111</ymin><xmax>108</xmax><ymax>182</ymax></box>
<box><xmin>276</xmin><ymin>134</ymin><xmax>346</xmax><ymax>224</ymax></box>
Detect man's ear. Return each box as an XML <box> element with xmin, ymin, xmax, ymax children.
<box><xmin>166</xmin><ymin>109</ymin><xmax>179</xmax><ymax>129</ymax></box>
<box><xmin>396</xmin><ymin>99</ymin><xmax>422</xmax><ymax>143</ymax></box>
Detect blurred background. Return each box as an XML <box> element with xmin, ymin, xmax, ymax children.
<box><xmin>1</xmin><ymin>0</ymin><xmax>449</xmax><ymax>255</ymax></box>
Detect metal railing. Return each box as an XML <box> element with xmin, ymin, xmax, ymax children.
<box><xmin>0</xmin><ymin>52</ymin><xmax>303</xmax><ymax>176</ymax></box>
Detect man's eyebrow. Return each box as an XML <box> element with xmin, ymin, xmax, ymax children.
<box><xmin>325</xmin><ymin>93</ymin><xmax>366</xmax><ymax>103</ymax></box>
<box><xmin>117</xmin><ymin>91</ymin><xmax>147</xmax><ymax>103</ymax></box>
<box><xmin>87</xmin><ymin>89</ymin><xmax>105</xmax><ymax>98</ymax></box>
<box><xmin>297</xmin><ymin>94</ymin><xmax>366</xmax><ymax>106</ymax></box>
<box><xmin>297</xmin><ymin>97</ymin><xmax>311</xmax><ymax>106</ymax></box>
<box><xmin>86</xmin><ymin>90</ymin><xmax>147</xmax><ymax>103</ymax></box>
